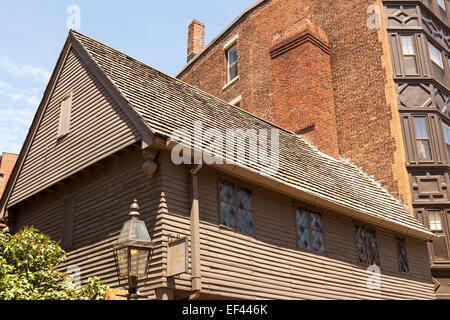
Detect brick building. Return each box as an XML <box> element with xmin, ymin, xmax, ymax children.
<box><xmin>0</xmin><ymin>153</ymin><xmax>18</xmax><ymax>200</ymax></box>
<box><xmin>176</xmin><ymin>0</ymin><xmax>450</xmax><ymax>299</ymax></box>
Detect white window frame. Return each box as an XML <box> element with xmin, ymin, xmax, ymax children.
<box><xmin>428</xmin><ymin>41</ymin><xmax>444</xmax><ymax>69</ymax></box>
<box><xmin>223</xmin><ymin>35</ymin><xmax>239</xmax><ymax>88</ymax></box>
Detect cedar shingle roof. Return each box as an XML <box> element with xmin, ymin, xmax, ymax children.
<box><xmin>70</xmin><ymin>31</ymin><xmax>433</xmax><ymax>239</ymax></box>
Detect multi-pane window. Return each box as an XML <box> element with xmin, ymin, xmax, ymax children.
<box><xmin>295</xmin><ymin>207</ymin><xmax>325</xmax><ymax>254</ymax></box>
<box><xmin>396</xmin><ymin>238</ymin><xmax>409</xmax><ymax>273</ymax></box>
<box><xmin>429</xmin><ymin>211</ymin><xmax>443</xmax><ymax>232</ymax></box>
<box><xmin>413</xmin><ymin>117</ymin><xmax>432</xmax><ymax>161</ymax></box>
<box><xmin>400</xmin><ymin>35</ymin><xmax>418</xmax><ymax>74</ymax></box>
<box><xmin>226</xmin><ymin>44</ymin><xmax>238</xmax><ymax>83</ymax></box>
<box><xmin>219</xmin><ymin>180</ymin><xmax>254</xmax><ymax>235</ymax></box>
<box><xmin>427</xmin><ymin>210</ymin><xmax>450</xmax><ymax>261</ymax></box>
<box><xmin>428</xmin><ymin>41</ymin><xmax>446</xmax><ymax>83</ymax></box>
<box><xmin>58</xmin><ymin>93</ymin><xmax>72</xmax><ymax>138</ymax></box>
<box><xmin>442</xmin><ymin>121</ymin><xmax>450</xmax><ymax>162</ymax></box>
<box><xmin>428</xmin><ymin>41</ymin><xmax>444</xmax><ymax>68</ymax></box>
<box><xmin>355</xmin><ymin>226</ymin><xmax>380</xmax><ymax>266</ymax></box>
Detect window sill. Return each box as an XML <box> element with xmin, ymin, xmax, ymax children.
<box><xmin>222</xmin><ymin>75</ymin><xmax>240</xmax><ymax>91</ymax></box>
<box><xmin>219</xmin><ymin>224</ymin><xmax>255</xmax><ymax>238</ymax></box>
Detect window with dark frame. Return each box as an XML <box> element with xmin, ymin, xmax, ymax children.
<box><xmin>219</xmin><ymin>179</ymin><xmax>254</xmax><ymax>235</ymax></box>
<box><xmin>226</xmin><ymin>44</ymin><xmax>238</xmax><ymax>83</ymax></box>
<box><xmin>428</xmin><ymin>40</ymin><xmax>446</xmax><ymax>84</ymax></box>
<box><xmin>295</xmin><ymin>207</ymin><xmax>325</xmax><ymax>254</ymax></box>
<box><xmin>413</xmin><ymin>117</ymin><xmax>432</xmax><ymax>161</ymax></box>
<box><xmin>396</xmin><ymin>238</ymin><xmax>409</xmax><ymax>274</ymax></box>
<box><xmin>400</xmin><ymin>35</ymin><xmax>418</xmax><ymax>75</ymax></box>
<box><xmin>427</xmin><ymin>210</ymin><xmax>450</xmax><ymax>261</ymax></box>
<box><xmin>355</xmin><ymin>226</ymin><xmax>380</xmax><ymax>266</ymax></box>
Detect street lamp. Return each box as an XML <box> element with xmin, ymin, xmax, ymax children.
<box><xmin>113</xmin><ymin>200</ymin><xmax>154</xmax><ymax>300</ymax></box>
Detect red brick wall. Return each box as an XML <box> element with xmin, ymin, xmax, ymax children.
<box><xmin>177</xmin><ymin>0</ymin><xmax>411</xmax><ymax>206</ymax></box>
<box><xmin>188</xmin><ymin>20</ymin><xmax>205</xmax><ymax>57</ymax></box>
<box><xmin>269</xmin><ymin>19</ymin><xmax>339</xmax><ymax>158</ymax></box>
<box><xmin>0</xmin><ymin>153</ymin><xmax>19</xmax><ymax>199</ymax></box>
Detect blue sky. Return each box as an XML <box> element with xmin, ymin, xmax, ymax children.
<box><xmin>0</xmin><ymin>0</ymin><xmax>256</xmax><ymax>154</ymax></box>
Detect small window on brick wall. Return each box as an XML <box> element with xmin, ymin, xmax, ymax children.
<box><xmin>396</xmin><ymin>238</ymin><xmax>409</xmax><ymax>273</ymax></box>
<box><xmin>295</xmin><ymin>207</ymin><xmax>325</xmax><ymax>254</ymax></box>
<box><xmin>219</xmin><ymin>179</ymin><xmax>254</xmax><ymax>235</ymax></box>
<box><xmin>226</xmin><ymin>44</ymin><xmax>238</xmax><ymax>83</ymax></box>
<box><xmin>355</xmin><ymin>226</ymin><xmax>380</xmax><ymax>266</ymax></box>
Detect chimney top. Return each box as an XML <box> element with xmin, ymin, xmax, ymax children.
<box><xmin>187</xmin><ymin>19</ymin><xmax>205</xmax><ymax>62</ymax></box>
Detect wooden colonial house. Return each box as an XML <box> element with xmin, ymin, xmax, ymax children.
<box><xmin>0</xmin><ymin>30</ymin><xmax>437</xmax><ymax>300</ymax></box>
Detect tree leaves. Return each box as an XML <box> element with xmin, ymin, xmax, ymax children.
<box><xmin>0</xmin><ymin>227</ymin><xmax>107</xmax><ymax>300</ymax></box>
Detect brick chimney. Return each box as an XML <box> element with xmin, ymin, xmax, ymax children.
<box><xmin>187</xmin><ymin>20</ymin><xmax>205</xmax><ymax>63</ymax></box>
<box><xmin>269</xmin><ymin>19</ymin><xmax>340</xmax><ymax>159</ymax></box>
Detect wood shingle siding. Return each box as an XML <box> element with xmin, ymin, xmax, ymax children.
<box><xmin>8</xmin><ymin>48</ymin><xmax>141</xmax><ymax>206</ymax></box>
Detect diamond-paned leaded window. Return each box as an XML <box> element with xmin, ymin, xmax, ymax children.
<box><xmin>355</xmin><ymin>226</ymin><xmax>380</xmax><ymax>266</ymax></box>
<box><xmin>219</xmin><ymin>179</ymin><xmax>254</xmax><ymax>235</ymax></box>
<box><xmin>295</xmin><ymin>207</ymin><xmax>325</xmax><ymax>254</ymax></box>
<box><xmin>396</xmin><ymin>238</ymin><xmax>409</xmax><ymax>273</ymax></box>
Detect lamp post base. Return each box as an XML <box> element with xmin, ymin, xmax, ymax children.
<box><xmin>128</xmin><ymin>276</ymin><xmax>138</xmax><ymax>300</ymax></box>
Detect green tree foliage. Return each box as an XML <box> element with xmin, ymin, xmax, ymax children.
<box><xmin>0</xmin><ymin>227</ymin><xmax>107</xmax><ymax>300</ymax></box>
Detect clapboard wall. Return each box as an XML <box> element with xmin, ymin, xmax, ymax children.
<box><xmin>9</xmin><ymin>47</ymin><xmax>141</xmax><ymax>206</ymax></box>
<box><xmin>157</xmin><ymin>151</ymin><xmax>435</xmax><ymax>300</ymax></box>
<box><xmin>13</xmin><ymin>149</ymin><xmax>436</xmax><ymax>300</ymax></box>
<box><xmin>14</xmin><ymin>148</ymin><xmax>164</xmax><ymax>299</ymax></box>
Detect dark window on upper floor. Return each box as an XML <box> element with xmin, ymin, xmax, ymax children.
<box><xmin>400</xmin><ymin>35</ymin><xmax>419</xmax><ymax>75</ymax></box>
<box><xmin>413</xmin><ymin>117</ymin><xmax>433</xmax><ymax>161</ymax></box>
<box><xmin>428</xmin><ymin>40</ymin><xmax>446</xmax><ymax>85</ymax></box>
<box><xmin>426</xmin><ymin>209</ymin><xmax>450</xmax><ymax>262</ymax></box>
<box><xmin>442</xmin><ymin>120</ymin><xmax>450</xmax><ymax>161</ymax></box>
<box><xmin>355</xmin><ymin>226</ymin><xmax>380</xmax><ymax>266</ymax></box>
<box><xmin>396</xmin><ymin>238</ymin><xmax>409</xmax><ymax>273</ymax></box>
<box><xmin>295</xmin><ymin>207</ymin><xmax>325</xmax><ymax>254</ymax></box>
<box><xmin>219</xmin><ymin>179</ymin><xmax>254</xmax><ymax>235</ymax></box>
<box><xmin>226</xmin><ymin>44</ymin><xmax>238</xmax><ymax>84</ymax></box>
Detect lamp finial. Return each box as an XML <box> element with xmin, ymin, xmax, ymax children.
<box><xmin>129</xmin><ymin>199</ymin><xmax>140</xmax><ymax>217</ymax></box>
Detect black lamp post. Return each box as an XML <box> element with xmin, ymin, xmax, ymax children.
<box><xmin>113</xmin><ymin>200</ymin><xmax>154</xmax><ymax>300</ymax></box>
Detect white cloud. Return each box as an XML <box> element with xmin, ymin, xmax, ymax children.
<box><xmin>7</xmin><ymin>92</ymin><xmax>25</xmax><ymax>102</ymax></box>
<box><xmin>25</xmin><ymin>96</ymin><xmax>40</xmax><ymax>107</ymax></box>
<box><xmin>0</xmin><ymin>56</ymin><xmax>50</xmax><ymax>83</ymax></box>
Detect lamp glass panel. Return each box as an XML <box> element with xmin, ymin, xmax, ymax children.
<box><xmin>117</xmin><ymin>248</ymin><xmax>129</xmax><ymax>277</ymax></box>
<box><xmin>129</xmin><ymin>249</ymin><xmax>150</xmax><ymax>277</ymax></box>
<box><xmin>130</xmin><ymin>220</ymin><xmax>152</xmax><ymax>242</ymax></box>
